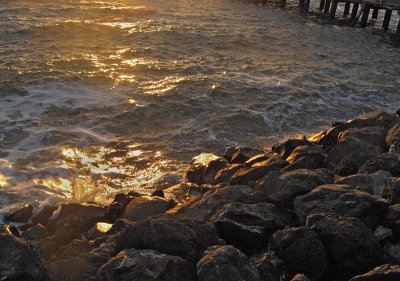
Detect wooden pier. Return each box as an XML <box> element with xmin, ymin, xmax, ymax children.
<box><xmin>279</xmin><ymin>0</ymin><xmax>400</xmax><ymax>32</ymax></box>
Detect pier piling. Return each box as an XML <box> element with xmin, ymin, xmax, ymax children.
<box><xmin>343</xmin><ymin>2</ymin><xmax>351</xmax><ymax>16</ymax></box>
<box><xmin>382</xmin><ymin>9</ymin><xmax>392</xmax><ymax>31</ymax></box>
<box><xmin>360</xmin><ymin>5</ymin><xmax>371</xmax><ymax>27</ymax></box>
<box><xmin>351</xmin><ymin>3</ymin><xmax>360</xmax><ymax>20</ymax></box>
<box><xmin>329</xmin><ymin>0</ymin><xmax>339</xmax><ymax>18</ymax></box>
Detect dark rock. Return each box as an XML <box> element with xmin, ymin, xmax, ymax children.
<box><xmin>215</xmin><ymin>164</ymin><xmax>244</xmax><ymax>184</ymax></box>
<box><xmin>121</xmin><ymin>196</ymin><xmax>175</xmax><ymax>222</ymax></box>
<box><xmin>104</xmin><ymin>202</ymin><xmax>125</xmax><ymax>221</ymax></box>
<box><xmin>229</xmin><ymin>166</ymin><xmax>271</xmax><ymax>186</ymax></box>
<box><xmin>54</xmin><ymin>239</ymin><xmax>92</xmax><ymax>261</ymax></box>
<box><xmin>231</xmin><ymin>147</ymin><xmax>265</xmax><ymax>164</ymax></box>
<box><xmin>86</xmin><ymin>222</ymin><xmax>113</xmax><ymax>240</ymax></box>
<box><xmin>254</xmin><ymin>169</ymin><xmax>334</xmax><ymax>207</ymax></box>
<box><xmin>197</xmin><ymin>245</ymin><xmax>259</xmax><ymax>281</ymax></box>
<box><xmin>163</xmin><ymin>182</ymin><xmax>203</xmax><ymax>203</ymax></box>
<box><xmin>254</xmin><ymin>251</ymin><xmax>289</xmax><ymax>281</ymax></box>
<box><xmin>0</xmin><ymin>224</ymin><xmax>19</xmax><ymax>237</ymax></box>
<box><xmin>31</xmin><ymin>205</ymin><xmax>57</xmax><ymax>226</ymax></box>
<box><xmin>98</xmin><ymin>214</ymin><xmax>224</xmax><ymax>263</ymax></box>
<box><xmin>185</xmin><ymin>153</ymin><xmax>228</xmax><ymax>185</ymax></box>
<box><xmin>104</xmin><ymin>219</ymin><xmax>132</xmax><ymax>236</ymax></box>
<box><xmin>374</xmin><ymin>225</ymin><xmax>393</xmax><ymax>242</ymax></box>
<box><xmin>212</xmin><ymin>202</ymin><xmax>292</xmax><ymax>254</ymax></box>
<box><xmin>127</xmin><ymin>190</ymin><xmax>143</xmax><ymax>197</ymax></box>
<box><xmin>359</xmin><ymin>153</ymin><xmax>400</xmax><ymax>176</ymax></box>
<box><xmin>283</xmin><ymin>155</ymin><xmax>323</xmax><ymax>171</ymax></box>
<box><xmin>285</xmin><ymin>145</ymin><xmax>325</xmax><ymax>165</ymax></box>
<box><xmin>349</xmin><ymin>264</ymin><xmax>400</xmax><ymax>281</ymax></box>
<box><xmin>308</xmin><ymin>131</ymin><xmax>326</xmax><ymax>143</ymax></box>
<box><xmin>326</xmin><ymin>137</ymin><xmax>383</xmax><ymax>169</ymax></box>
<box><xmin>224</xmin><ymin>146</ymin><xmax>239</xmax><ymax>162</ymax></box>
<box><xmin>381</xmin><ymin>177</ymin><xmax>400</xmax><ymax>204</ymax></box>
<box><xmin>387</xmin><ymin>122</ymin><xmax>400</xmax><ymax>147</ymax></box>
<box><xmin>19</xmin><ymin>222</ymin><xmax>35</xmax><ymax>232</ymax></box>
<box><xmin>252</xmin><ymin>154</ymin><xmax>288</xmax><ymax>169</ymax></box>
<box><xmin>290</xmin><ymin>274</ymin><xmax>310</xmax><ymax>281</ymax></box>
<box><xmin>54</xmin><ymin>216</ymin><xmax>83</xmax><ymax>246</ymax></box>
<box><xmin>383</xmin><ymin>243</ymin><xmax>400</xmax><ymax>264</ymax></box>
<box><xmin>334</xmin><ymin>152</ymin><xmax>361</xmax><ymax>176</ymax></box>
<box><xmin>246</xmin><ymin>152</ymin><xmax>276</xmax><ymax>166</ymax></box>
<box><xmin>338</xmin><ymin>126</ymin><xmax>387</xmax><ymax>149</ymax></box>
<box><xmin>4</xmin><ymin>204</ymin><xmax>33</xmax><ymax>223</ymax></box>
<box><xmin>383</xmin><ymin>204</ymin><xmax>400</xmax><ymax>234</ymax></box>
<box><xmin>91</xmin><ymin>236</ymin><xmax>112</xmax><ymax>248</ymax></box>
<box><xmin>97</xmin><ymin>248</ymin><xmax>196</xmax><ymax>281</ymax></box>
<box><xmin>151</xmin><ymin>189</ymin><xmax>164</xmax><ymax>198</ymax></box>
<box><xmin>305</xmin><ymin>213</ymin><xmax>382</xmax><ymax>278</ymax></box>
<box><xmin>0</xmin><ymin>233</ymin><xmax>47</xmax><ymax>280</ymax></box>
<box><xmin>335</xmin><ymin>170</ymin><xmax>391</xmax><ymax>196</ymax></box>
<box><xmin>293</xmin><ymin>184</ymin><xmax>389</xmax><ymax>228</ymax></box>
<box><xmin>268</xmin><ymin>226</ymin><xmax>328</xmax><ymax>281</ymax></box>
<box><xmin>272</xmin><ymin>137</ymin><xmax>310</xmax><ymax>159</ymax></box>
<box><xmin>22</xmin><ymin>224</ymin><xmax>48</xmax><ymax>240</ymax></box>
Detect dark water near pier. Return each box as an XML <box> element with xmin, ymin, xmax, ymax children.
<box><xmin>0</xmin><ymin>0</ymin><xmax>400</xmax><ymax>215</ymax></box>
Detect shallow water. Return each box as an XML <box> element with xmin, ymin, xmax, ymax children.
<box><xmin>1</xmin><ymin>0</ymin><xmax>400</xmax><ymax>213</ymax></box>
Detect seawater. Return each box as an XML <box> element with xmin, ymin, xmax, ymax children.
<box><xmin>1</xmin><ymin>0</ymin><xmax>400</xmax><ymax>214</ymax></box>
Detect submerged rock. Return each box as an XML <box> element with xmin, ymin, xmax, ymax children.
<box><xmin>349</xmin><ymin>264</ymin><xmax>400</xmax><ymax>281</ymax></box>
<box><xmin>268</xmin><ymin>226</ymin><xmax>328</xmax><ymax>281</ymax></box>
<box><xmin>197</xmin><ymin>245</ymin><xmax>259</xmax><ymax>281</ymax></box>
<box><xmin>97</xmin><ymin>248</ymin><xmax>196</xmax><ymax>281</ymax></box>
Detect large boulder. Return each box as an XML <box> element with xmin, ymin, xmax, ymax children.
<box><xmin>97</xmin><ymin>248</ymin><xmax>196</xmax><ymax>281</ymax></box>
<box><xmin>32</xmin><ymin>205</ymin><xmax>58</xmax><ymax>226</ymax></box>
<box><xmin>0</xmin><ymin>233</ymin><xmax>47</xmax><ymax>280</ymax></box>
<box><xmin>254</xmin><ymin>251</ymin><xmax>289</xmax><ymax>281</ymax></box>
<box><xmin>97</xmin><ymin>214</ymin><xmax>224</xmax><ymax>263</ymax></box>
<box><xmin>229</xmin><ymin>166</ymin><xmax>272</xmax><ymax>186</ymax></box>
<box><xmin>121</xmin><ymin>196</ymin><xmax>175</xmax><ymax>222</ymax></box>
<box><xmin>4</xmin><ymin>204</ymin><xmax>33</xmax><ymax>223</ymax></box>
<box><xmin>338</xmin><ymin>126</ymin><xmax>387</xmax><ymax>149</ymax></box>
<box><xmin>230</xmin><ymin>147</ymin><xmax>265</xmax><ymax>164</ymax></box>
<box><xmin>215</xmin><ymin>164</ymin><xmax>244</xmax><ymax>184</ymax></box>
<box><xmin>335</xmin><ymin>170</ymin><xmax>391</xmax><ymax>196</ymax></box>
<box><xmin>163</xmin><ymin>182</ymin><xmax>203</xmax><ymax>203</ymax></box>
<box><xmin>268</xmin><ymin>226</ymin><xmax>328</xmax><ymax>281</ymax></box>
<box><xmin>272</xmin><ymin>137</ymin><xmax>311</xmax><ymax>159</ymax></box>
<box><xmin>305</xmin><ymin>213</ymin><xmax>382</xmax><ymax>278</ymax></box>
<box><xmin>359</xmin><ymin>153</ymin><xmax>400</xmax><ymax>176</ymax></box>
<box><xmin>212</xmin><ymin>202</ymin><xmax>292</xmax><ymax>254</ymax></box>
<box><xmin>254</xmin><ymin>169</ymin><xmax>334</xmax><ymax>207</ymax></box>
<box><xmin>22</xmin><ymin>224</ymin><xmax>48</xmax><ymax>240</ymax></box>
<box><xmin>293</xmin><ymin>184</ymin><xmax>389</xmax><ymax>228</ymax></box>
<box><xmin>387</xmin><ymin>122</ymin><xmax>400</xmax><ymax>147</ymax></box>
<box><xmin>185</xmin><ymin>153</ymin><xmax>228</xmax><ymax>185</ymax></box>
<box><xmin>381</xmin><ymin>177</ymin><xmax>400</xmax><ymax>204</ymax></box>
<box><xmin>349</xmin><ymin>264</ymin><xmax>400</xmax><ymax>281</ymax></box>
<box><xmin>383</xmin><ymin>204</ymin><xmax>400</xmax><ymax>234</ymax></box>
<box><xmin>283</xmin><ymin>145</ymin><xmax>326</xmax><ymax>170</ymax></box>
<box><xmin>196</xmin><ymin>245</ymin><xmax>259</xmax><ymax>281</ymax></box>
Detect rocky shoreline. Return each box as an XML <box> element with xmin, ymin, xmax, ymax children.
<box><xmin>2</xmin><ymin>110</ymin><xmax>400</xmax><ymax>281</ymax></box>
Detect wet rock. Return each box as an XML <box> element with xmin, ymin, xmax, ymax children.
<box><xmin>22</xmin><ymin>224</ymin><xmax>48</xmax><ymax>240</ymax></box>
<box><xmin>285</xmin><ymin>145</ymin><xmax>325</xmax><ymax>166</ymax></box>
<box><xmin>290</xmin><ymin>274</ymin><xmax>310</xmax><ymax>281</ymax></box>
<box><xmin>0</xmin><ymin>233</ymin><xmax>47</xmax><ymax>280</ymax></box>
<box><xmin>212</xmin><ymin>202</ymin><xmax>292</xmax><ymax>254</ymax></box>
<box><xmin>381</xmin><ymin>177</ymin><xmax>400</xmax><ymax>204</ymax></box>
<box><xmin>268</xmin><ymin>226</ymin><xmax>328</xmax><ymax>281</ymax></box>
<box><xmin>246</xmin><ymin>152</ymin><xmax>276</xmax><ymax>166</ymax></box>
<box><xmin>335</xmin><ymin>170</ymin><xmax>391</xmax><ymax>196</ymax></box>
<box><xmin>338</xmin><ymin>126</ymin><xmax>387</xmax><ymax>149</ymax></box>
<box><xmin>151</xmin><ymin>189</ymin><xmax>164</xmax><ymax>197</ymax></box>
<box><xmin>0</xmin><ymin>224</ymin><xmax>20</xmax><ymax>237</ymax></box>
<box><xmin>326</xmin><ymin>137</ymin><xmax>383</xmax><ymax>169</ymax></box>
<box><xmin>54</xmin><ymin>216</ymin><xmax>83</xmax><ymax>246</ymax></box>
<box><xmin>197</xmin><ymin>245</ymin><xmax>259</xmax><ymax>281</ymax></box>
<box><xmin>374</xmin><ymin>225</ymin><xmax>393</xmax><ymax>242</ymax></box>
<box><xmin>254</xmin><ymin>169</ymin><xmax>334</xmax><ymax>207</ymax></box>
<box><xmin>272</xmin><ymin>137</ymin><xmax>310</xmax><ymax>159</ymax></box>
<box><xmin>97</xmin><ymin>248</ymin><xmax>196</xmax><ymax>281</ymax></box>
<box><xmin>98</xmin><ymin>214</ymin><xmax>224</xmax><ymax>263</ymax></box>
<box><xmin>293</xmin><ymin>184</ymin><xmax>389</xmax><ymax>228</ymax></box>
<box><xmin>86</xmin><ymin>222</ymin><xmax>112</xmax><ymax>240</ymax></box>
<box><xmin>224</xmin><ymin>146</ymin><xmax>239</xmax><ymax>162</ymax></box>
<box><xmin>32</xmin><ymin>237</ymin><xmax>57</xmax><ymax>260</ymax></box>
<box><xmin>4</xmin><ymin>204</ymin><xmax>33</xmax><ymax>223</ymax></box>
<box><xmin>121</xmin><ymin>196</ymin><xmax>175</xmax><ymax>222</ymax></box>
<box><xmin>252</xmin><ymin>154</ymin><xmax>288</xmax><ymax>169</ymax></box>
<box><xmin>387</xmin><ymin>122</ymin><xmax>400</xmax><ymax>147</ymax></box>
<box><xmin>383</xmin><ymin>204</ymin><xmax>400</xmax><ymax>234</ymax></box>
<box><xmin>349</xmin><ymin>264</ymin><xmax>400</xmax><ymax>281</ymax></box>
<box><xmin>231</xmin><ymin>147</ymin><xmax>264</xmax><ymax>164</ymax></box>
<box><xmin>305</xmin><ymin>213</ymin><xmax>382</xmax><ymax>278</ymax></box>
<box><xmin>229</xmin><ymin>166</ymin><xmax>271</xmax><ymax>186</ymax></box>
<box><xmin>254</xmin><ymin>250</ymin><xmax>289</xmax><ymax>281</ymax></box>
<box><xmin>308</xmin><ymin>131</ymin><xmax>326</xmax><ymax>143</ymax></box>
<box><xmin>163</xmin><ymin>182</ymin><xmax>203</xmax><ymax>203</ymax></box>
<box><xmin>104</xmin><ymin>219</ymin><xmax>132</xmax><ymax>236</ymax></box>
<box><xmin>186</xmin><ymin>153</ymin><xmax>228</xmax><ymax>185</ymax></box>
<box><xmin>215</xmin><ymin>164</ymin><xmax>244</xmax><ymax>184</ymax></box>
<box><xmin>334</xmin><ymin>152</ymin><xmax>361</xmax><ymax>176</ymax></box>
<box><xmin>31</xmin><ymin>205</ymin><xmax>57</xmax><ymax>226</ymax></box>
<box><xmin>54</xmin><ymin>239</ymin><xmax>92</xmax><ymax>261</ymax></box>
<box><xmin>359</xmin><ymin>153</ymin><xmax>400</xmax><ymax>176</ymax></box>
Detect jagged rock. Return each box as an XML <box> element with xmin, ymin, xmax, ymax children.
<box><xmin>285</xmin><ymin>145</ymin><xmax>325</xmax><ymax>166</ymax></box>
<box><xmin>231</xmin><ymin>147</ymin><xmax>265</xmax><ymax>164</ymax></box>
<box><xmin>290</xmin><ymin>274</ymin><xmax>310</xmax><ymax>281</ymax></box>
<box><xmin>0</xmin><ymin>224</ymin><xmax>19</xmax><ymax>237</ymax></box>
<box><xmin>32</xmin><ymin>205</ymin><xmax>57</xmax><ymax>226</ymax></box>
<box><xmin>163</xmin><ymin>182</ymin><xmax>203</xmax><ymax>202</ymax></box>
<box><xmin>215</xmin><ymin>164</ymin><xmax>244</xmax><ymax>184</ymax></box>
<box><xmin>186</xmin><ymin>153</ymin><xmax>228</xmax><ymax>185</ymax></box>
<box><xmin>212</xmin><ymin>202</ymin><xmax>292</xmax><ymax>254</ymax></box>
<box><xmin>326</xmin><ymin>137</ymin><xmax>383</xmax><ymax>169</ymax></box>
<box><xmin>338</xmin><ymin>126</ymin><xmax>387</xmax><ymax>149</ymax></box>
<box><xmin>4</xmin><ymin>204</ymin><xmax>33</xmax><ymax>223</ymax></box>
<box><xmin>335</xmin><ymin>170</ymin><xmax>391</xmax><ymax>196</ymax></box>
<box><xmin>305</xmin><ymin>213</ymin><xmax>382</xmax><ymax>278</ymax></box>
<box><xmin>86</xmin><ymin>222</ymin><xmax>112</xmax><ymax>240</ymax></box>
<box><xmin>383</xmin><ymin>204</ymin><xmax>400</xmax><ymax>234</ymax></box>
<box><xmin>105</xmin><ymin>219</ymin><xmax>133</xmax><ymax>236</ymax></box>
<box><xmin>359</xmin><ymin>153</ymin><xmax>400</xmax><ymax>176</ymax></box>
<box><xmin>282</xmin><ymin>155</ymin><xmax>324</xmax><ymax>171</ymax></box>
<box><xmin>272</xmin><ymin>137</ymin><xmax>310</xmax><ymax>159</ymax></box>
<box><xmin>268</xmin><ymin>226</ymin><xmax>328</xmax><ymax>281</ymax></box>
<box><xmin>197</xmin><ymin>245</ymin><xmax>259</xmax><ymax>281</ymax></box>
<box><xmin>151</xmin><ymin>189</ymin><xmax>164</xmax><ymax>197</ymax></box>
<box><xmin>54</xmin><ymin>216</ymin><xmax>83</xmax><ymax>246</ymax></box>
<box><xmin>22</xmin><ymin>224</ymin><xmax>48</xmax><ymax>240</ymax></box>
<box><xmin>0</xmin><ymin>233</ymin><xmax>47</xmax><ymax>280</ymax></box>
<box><xmin>246</xmin><ymin>152</ymin><xmax>276</xmax><ymax>166</ymax></box>
<box><xmin>97</xmin><ymin>214</ymin><xmax>224</xmax><ymax>263</ymax></box>
<box><xmin>374</xmin><ymin>225</ymin><xmax>393</xmax><ymax>242</ymax></box>
<box><xmin>254</xmin><ymin>169</ymin><xmax>333</xmax><ymax>207</ymax></box>
<box><xmin>251</xmin><ymin>155</ymin><xmax>288</xmax><ymax>169</ymax></box>
<box><xmin>105</xmin><ymin>193</ymin><xmax>134</xmax><ymax>221</ymax></box>
<box><xmin>54</xmin><ymin>239</ymin><xmax>92</xmax><ymax>261</ymax></box>
<box><xmin>308</xmin><ymin>131</ymin><xmax>326</xmax><ymax>143</ymax></box>
<box><xmin>349</xmin><ymin>264</ymin><xmax>400</xmax><ymax>281</ymax></box>
<box><xmin>229</xmin><ymin>166</ymin><xmax>271</xmax><ymax>186</ymax></box>
<box><xmin>224</xmin><ymin>146</ymin><xmax>239</xmax><ymax>162</ymax></box>
<box><xmin>383</xmin><ymin>243</ymin><xmax>400</xmax><ymax>264</ymax></box>
<box><xmin>97</xmin><ymin>248</ymin><xmax>196</xmax><ymax>281</ymax></box>
<box><xmin>293</xmin><ymin>184</ymin><xmax>389</xmax><ymax>228</ymax></box>
<box><xmin>387</xmin><ymin>122</ymin><xmax>400</xmax><ymax>147</ymax></box>
<box><xmin>121</xmin><ymin>196</ymin><xmax>175</xmax><ymax>222</ymax></box>
<box><xmin>254</xmin><ymin>251</ymin><xmax>289</xmax><ymax>281</ymax></box>
<box><xmin>381</xmin><ymin>177</ymin><xmax>400</xmax><ymax>204</ymax></box>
